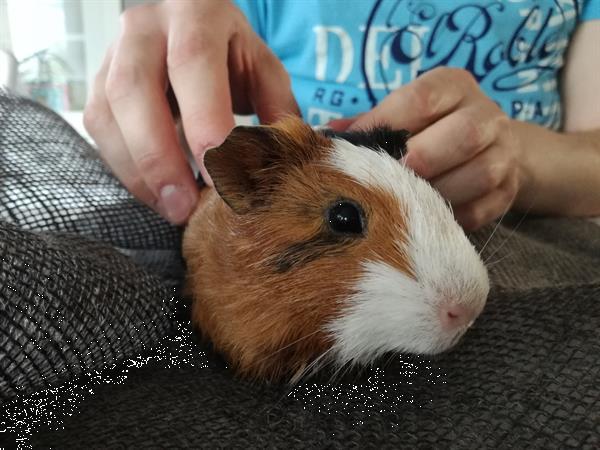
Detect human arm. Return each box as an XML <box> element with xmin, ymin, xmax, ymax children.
<box><xmin>83</xmin><ymin>0</ymin><xmax>299</xmax><ymax>224</ymax></box>
<box><xmin>514</xmin><ymin>20</ymin><xmax>600</xmax><ymax>217</ymax></box>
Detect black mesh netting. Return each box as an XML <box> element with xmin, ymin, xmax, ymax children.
<box><xmin>0</xmin><ymin>89</ymin><xmax>599</xmax><ymax>448</ymax></box>
<box><xmin>0</xmin><ymin>90</ymin><xmax>182</xmax><ymax>402</ymax></box>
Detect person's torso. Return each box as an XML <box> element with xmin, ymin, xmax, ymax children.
<box><xmin>237</xmin><ymin>0</ymin><xmax>594</xmax><ymax>129</ymax></box>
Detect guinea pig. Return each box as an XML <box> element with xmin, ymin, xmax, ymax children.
<box><xmin>182</xmin><ymin>116</ymin><xmax>489</xmax><ymax>382</ymax></box>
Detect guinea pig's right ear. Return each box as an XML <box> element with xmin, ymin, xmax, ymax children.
<box><xmin>203</xmin><ymin>126</ymin><xmax>281</xmax><ymax>214</ymax></box>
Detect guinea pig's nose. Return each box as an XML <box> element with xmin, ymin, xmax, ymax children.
<box><xmin>439</xmin><ymin>302</ymin><xmax>478</xmax><ymax>331</ymax></box>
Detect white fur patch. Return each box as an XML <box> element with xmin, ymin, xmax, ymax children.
<box><xmin>325</xmin><ymin>139</ymin><xmax>489</xmax><ymax>365</ymax></box>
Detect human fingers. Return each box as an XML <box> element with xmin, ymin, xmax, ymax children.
<box><xmin>326</xmin><ymin>118</ymin><xmax>356</xmax><ymax>131</ymax></box>
<box><xmin>84</xmin><ymin>44</ymin><xmax>158</xmax><ymax>210</ymax></box>
<box><xmin>240</xmin><ymin>37</ymin><xmax>301</xmax><ymax>124</ymax></box>
<box><xmin>166</xmin><ymin>2</ymin><xmax>236</xmax><ymax>174</ymax></box>
<box><xmin>325</xmin><ymin>114</ymin><xmax>367</xmax><ymax>132</ymax></box>
<box><xmin>452</xmin><ymin>176</ymin><xmax>520</xmax><ymax>232</ymax></box>
<box><xmin>430</xmin><ymin>143</ymin><xmax>515</xmax><ymax>206</ymax></box>
<box><xmin>404</xmin><ymin>102</ymin><xmax>509</xmax><ymax>179</ymax></box>
<box><xmin>106</xmin><ymin>6</ymin><xmax>198</xmax><ymax>224</ymax></box>
<box><xmin>348</xmin><ymin>67</ymin><xmax>478</xmax><ymax>133</ymax></box>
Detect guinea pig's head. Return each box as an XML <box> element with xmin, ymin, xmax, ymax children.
<box><xmin>197</xmin><ymin>116</ymin><xmax>489</xmax><ymax>381</ymax></box>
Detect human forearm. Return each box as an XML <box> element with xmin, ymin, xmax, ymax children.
<box><xmin>513</xmin><ymin>120</ymin><xmax>600</xmax><ymax>217</ymax></box>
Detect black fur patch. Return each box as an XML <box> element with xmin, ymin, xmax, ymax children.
<box><xmin>320</xmin><ymin>126</ymin><xmax>410</xmax><ymax>160</ymax></box>
<box><xmin>271</xmin><ymin>231</ymin><xmax>355</xmax><ymax>273</ymax></box>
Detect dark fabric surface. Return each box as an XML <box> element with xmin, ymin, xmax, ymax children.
<box><xmin>0</xmin><ymin>221</ymin><xmax>177</xmax><ymax>403</ymax></box>
<box><xmin>9</xmin><ymin>217</ymin><xmax>597</xmax><ymax>449</ymax></box>
<box><xmin>0</xmin><ymin>90</ymin><xmax>180</xmax><ymax>249</ymax></box>
<box><xmin>0</xmin><ymin>88</ymin><xmax>183</xmax><ymax>277</ymax></box>
<box><xmin>0</xmin><ymin>90</ymin><xmax>599</xmax><ymax>448</ymax></box>
<box><xmin>0</xmin><ymin>91</ymin><xmax>180</xmax><ymax>408</ymax></box>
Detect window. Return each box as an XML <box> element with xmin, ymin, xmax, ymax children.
<box><xmin>0</xmin><ymin>0</ymin><xmax>121</xmax><ymax>140</ymax></box>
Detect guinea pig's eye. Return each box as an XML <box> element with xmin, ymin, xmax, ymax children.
<box><xmin>327</xmin><ymin>201</ymin><xmax>365</xmax><ymax>235</ymax></box>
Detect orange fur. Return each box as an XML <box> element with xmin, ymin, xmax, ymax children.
<box><xmin>182</xmin><ymin>118</ymin><xmax>413</xmax><ymax>381</ymax></box>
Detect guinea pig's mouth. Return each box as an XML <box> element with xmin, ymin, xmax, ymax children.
<box><xmin>419</xmin><ymin>330</ymin><xmax>467</xmax><ymax>356</ymax></box>
<box><xmin>415</xmin><ymin>316</ymin><xmax>477</xmax><ymax>356</ymax></box>
<box><xmin>442</xmin><ymin>315</ymin><xmax>481</xmax><ymax>349</ymax></box>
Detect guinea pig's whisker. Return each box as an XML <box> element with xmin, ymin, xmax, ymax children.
<box><xmin>341</xmin><ymin>360</ymin><xmax>359</xmax><ymax>381</ymax></box>
<box><xmin>254</xmin><ymin>329</ymin><xmax>323</xmax><ymax>367</ymax></box>
<box><xmin>327</xmin><ymin>364</ymin><xmax>345</xmax><ymax>385</ymax></box>
<box><xmin>265</xmin><ymin>349</ymin><xmax>334</xmax><ymax>419</ymax></box>
<box><xmin>485</xmin><ymin>253</ymin><xmax>513</xmax><ymax>267</ymax></box>
<box><xmin>451</xmin><ymin>331</ymin><xmax>463</xmax><ymax>347</ymax></box>
<box><xmin>478</xmin><ymin>203</ymin><xmax>511</xmax><ymax>257</ymax></box>
<box><xmin>273</xmin><ymin>349</ymin><xmax>335</xmax><ymax>411</ymax></box>
<box><xmin>383</xmin><ymin>352</ymin><xmax>399</xmax><ymax>371</ymax></box>
<box><xmin>328</xmin><ymin>359</ymin><xmax>357</xmax><ymax>385</ymax></box>
<box><xmin>483</xmin><ymin>211</ymin><xmax>531</xmax><ymax>265</ymax></box>
<box><xmin>289</xmin><ymin>347</ymin><xmax>335</xmax><ymax>385</ymax></box>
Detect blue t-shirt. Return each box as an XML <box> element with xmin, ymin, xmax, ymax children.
<box><xmin>235</xmin><ymin>0</ymin><xmax>600</xmax><ymax>129</ymax></box>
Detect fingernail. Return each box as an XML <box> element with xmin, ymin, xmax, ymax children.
<box><xmin>160</xmin><ymin>184</ymin><xmax>194</xmax><ymax>224</ymax></box>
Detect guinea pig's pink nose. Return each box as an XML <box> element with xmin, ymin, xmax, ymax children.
<box><xmin>439</xmin><ymin>302</ymin><xmax>478</xmax><ymax>331</ymax></box>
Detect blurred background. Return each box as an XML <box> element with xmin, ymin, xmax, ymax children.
<box><xmin>0</xmin><ymin>0</ymin><xmax>145</xmax><ymax>141</ymax></box>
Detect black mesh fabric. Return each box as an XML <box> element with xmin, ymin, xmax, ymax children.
<box><xmin>0</xmin><ymin>90</ymin><xmax>180</xmax><ymax>250</ymax></box>
<box><xmin>0</xmin><ymin>222</ymin><xmax>176</xmax><ymax>403</ymax></box>
<box><xmin>0</xmin><ymin>89</ymin><xmax>181</xmax><ymax>405</ymax></box>
<box><xmin>15</xmin><ymin>217</ymin><xmax>600</xmax><ymax>449</ymax></box>
<box><xmin>0</xmin><ymin>89</ymin><xmax>599</xmax><ymax>448</ymax></box>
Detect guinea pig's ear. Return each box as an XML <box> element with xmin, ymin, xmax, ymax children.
<box><xmin>203</xmin><ymin>125</ymin><xmax>282</xmax><ymax>214</ymax></box>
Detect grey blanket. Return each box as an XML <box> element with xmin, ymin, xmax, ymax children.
<box><xmin>0</xmin><ymin>90</ymin><xmax>598</xmax><ymax>448</ymax></box>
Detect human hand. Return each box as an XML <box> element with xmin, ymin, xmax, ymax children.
<box><xmin>84</xmin><ymin>0</ymin><xmax>299</xmax><ymax>224</ymax></box>
<box><xmin>331</xmin><ymin>67</ymin><xmax>523</xmax><ymax>231</ymax></box>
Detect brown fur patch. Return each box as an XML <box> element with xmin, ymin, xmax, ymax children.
<box><xmin>183</xmin><ymin>117</ymin><xmax>413</xmax><ymax>381</ymax></box>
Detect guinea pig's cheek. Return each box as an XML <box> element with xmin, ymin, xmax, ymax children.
<box><xmin>323</xmin><ymin>260</ymin><xmax>439</xmax><ymax>365</ymax></box>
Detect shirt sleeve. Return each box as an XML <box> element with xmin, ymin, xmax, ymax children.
<box><xmin>582</xmin><ymin>0</ymin><xmax>600</xmax><ymax>21</ymax></box>
<box><xmin>232</xmin><ymin>0</ymin><xmax>267</xmax><ymax>39</ymax></box>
